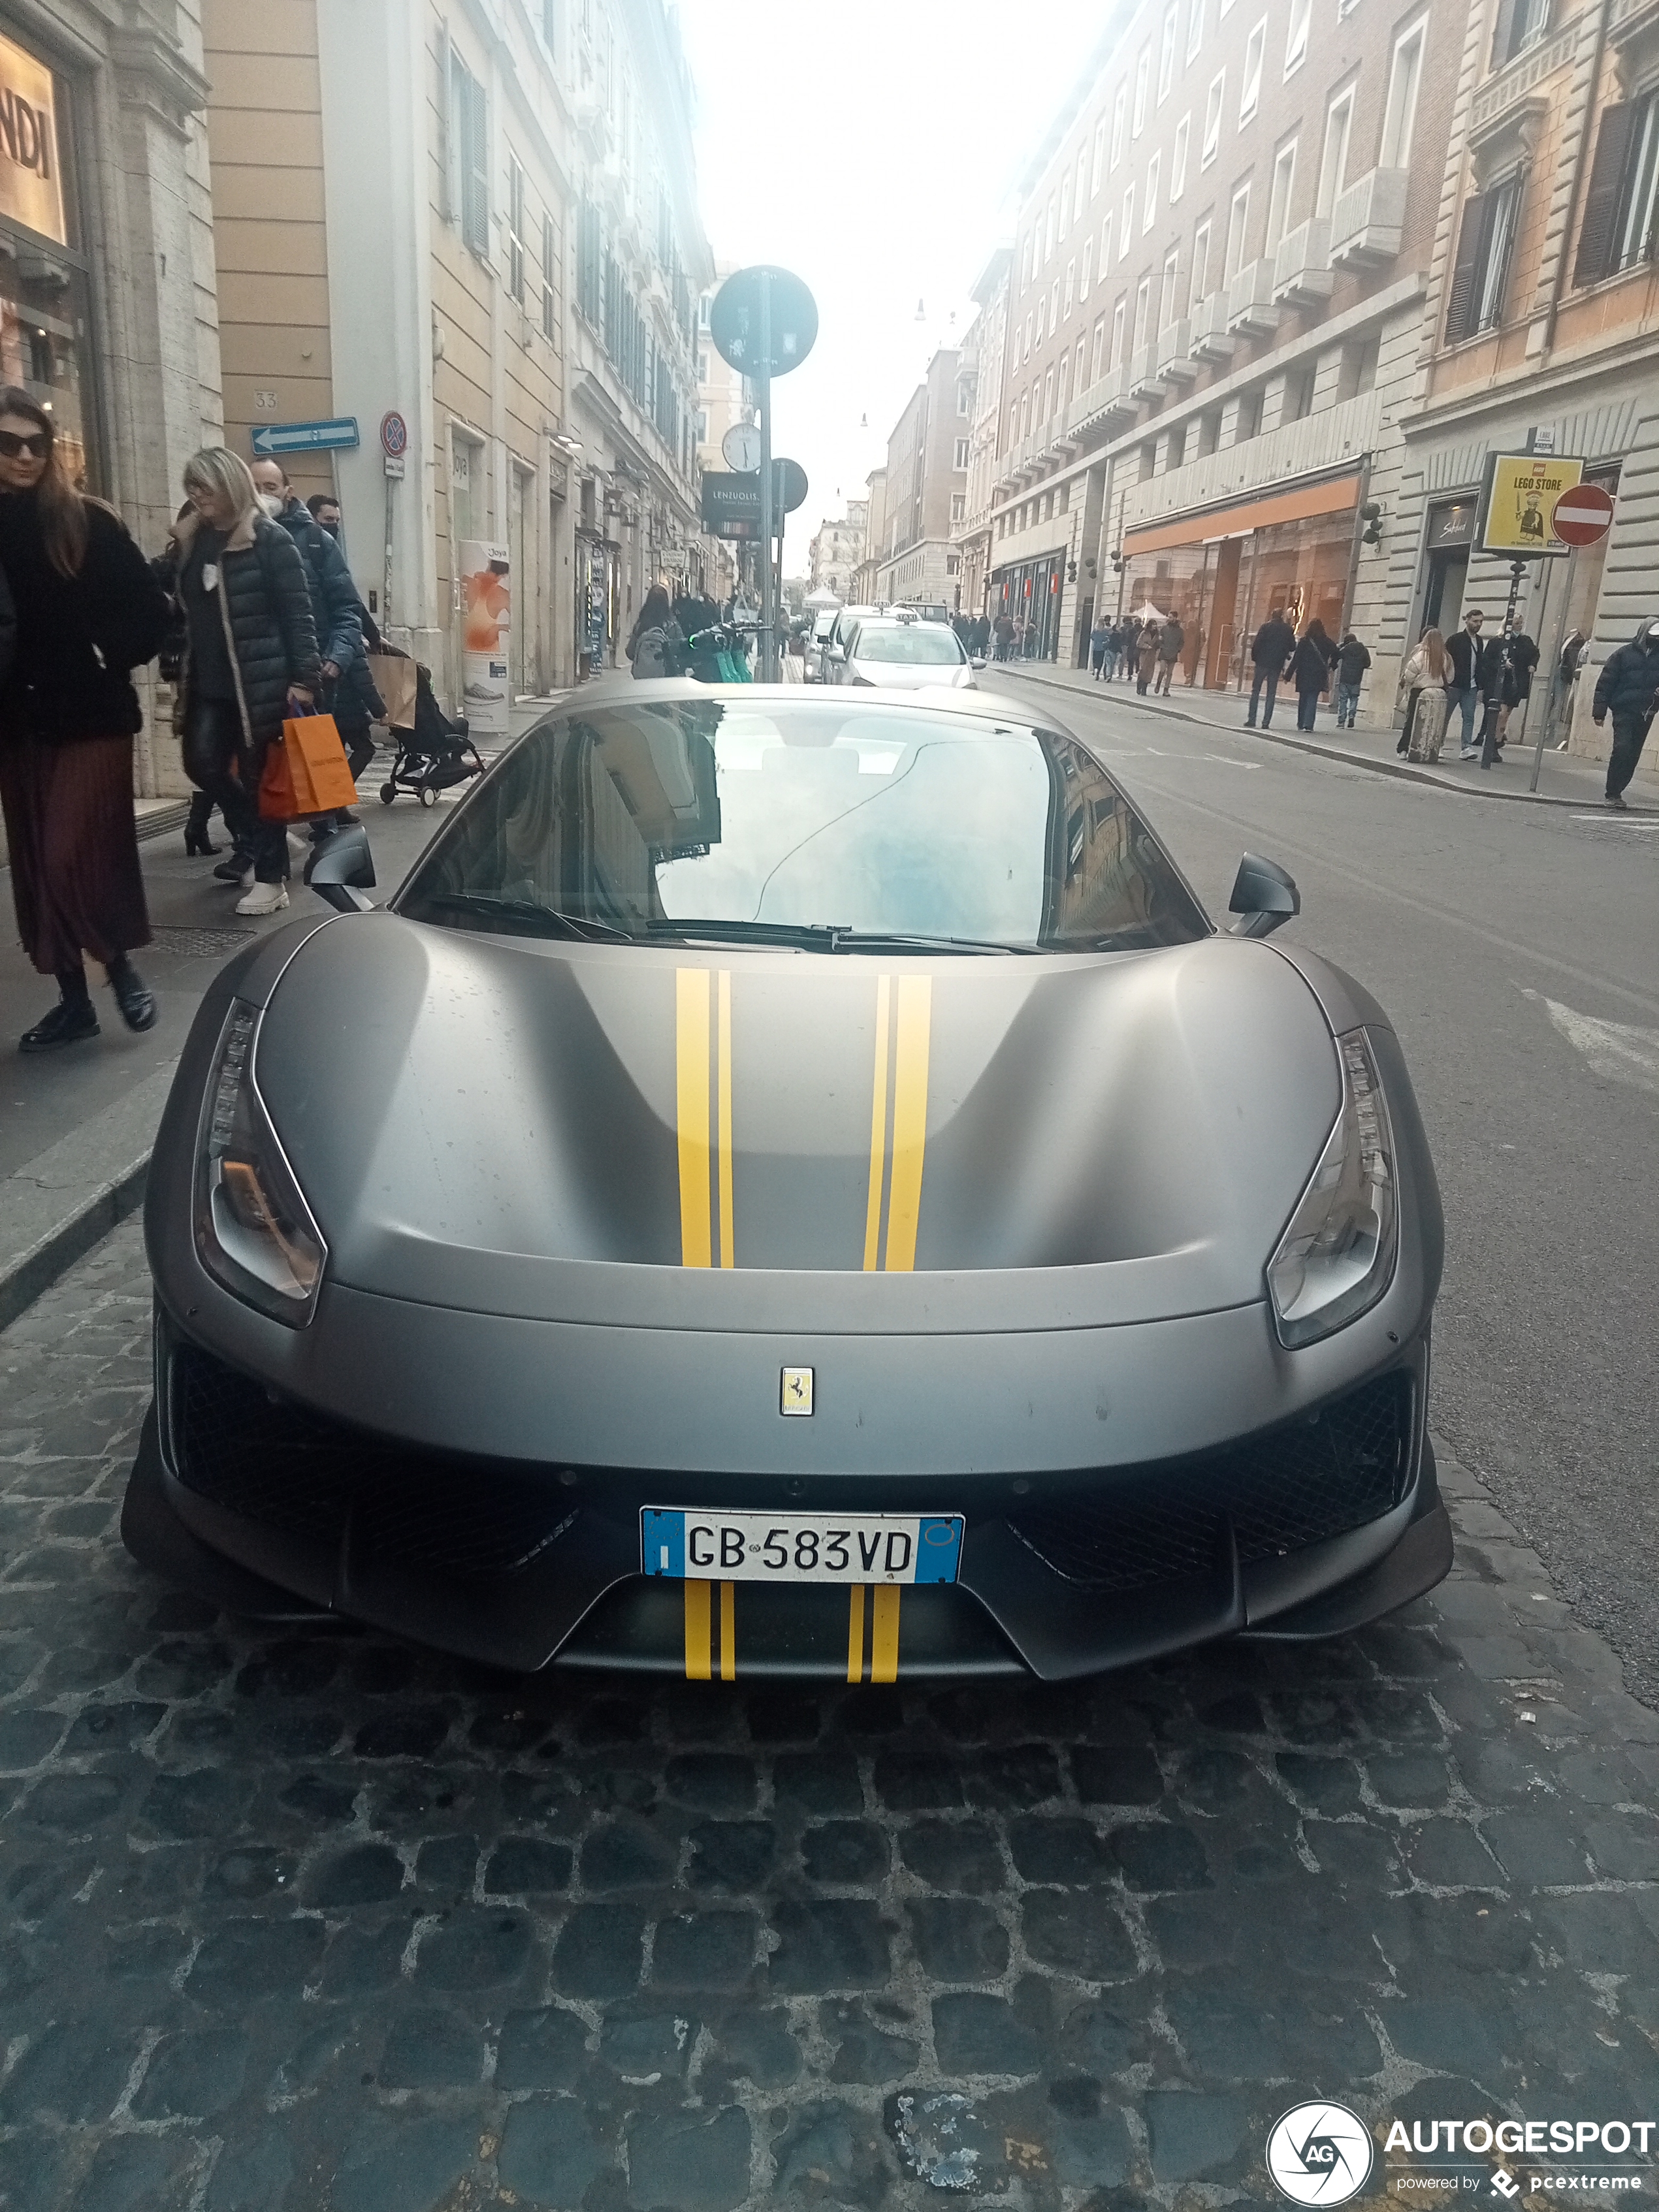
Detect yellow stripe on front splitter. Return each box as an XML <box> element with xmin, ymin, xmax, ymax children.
<box><xmin>883</xmin><ymin>976</ymin><xmax>932</xmax><ymax>1272</ymax></box>
<box><xmin>862</xmin><ymin>974</ymin><xmax>891</xmax><ymax>1271</ymax></box>
<box><xmin>846</xmin><ymin>1583</ymin><xmax>865</xmax><ymax>1682</ymax></box>
<box><xmin>719</xmin><ymin>1580</ymin><xmax>736</xmax><ymax>1679</ymax></box>
<box><xmin>684</xmin><ymin>1579</ymin><xmax>712</xmax><ymax>1678</ymax></box>
<box><xmin>871</xmin><ymin>1585</ymin><xmax>901</xmax><ymax>1682</ymax></box>
<box><xmin>717</xmin><ymin>970</ymin><xmax>735</xmax><ymax>1268</ymax></box>
<box><xmin>676</xmin><ymin>970</ymin><xmax>713</xmax><ymax>1268</ymax></box>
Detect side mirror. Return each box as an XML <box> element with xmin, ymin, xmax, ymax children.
<box><xmin>1227</xmin><ymin>851</ymin><xmax>1298</xmax><ymax>938</ymax></box>
<box><xmin>304</xmin><ymin>822</ymin><xmax>376</xmax><ymax>914</ymax></box>
<box><xmin>971</xmin><ymin>655</ymin><xmax>987</xmax><ymax>669</ymax></box>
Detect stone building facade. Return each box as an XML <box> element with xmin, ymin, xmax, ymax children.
<box><xmin>807</xmin><ymin>500</ymin><xmax>865</xmax><ymax>598</ymax></box>
<box><xmin>981</xmin><ymin>0</ymin><xmax>1462</xmax><ymax>700</ymax></box>
<box><xmin>954</xmin><ymin>248</ymin><xmax>1012</xmax><ymax>624</ymax></box>
<box><xmin>873</xmin><ymin>347</ymin><xmax>969</xmax><ymax>609</ymax></box>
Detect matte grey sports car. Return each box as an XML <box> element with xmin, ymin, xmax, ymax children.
<box><xmin>124</xmin><ymin>682</ymin><xmax>1449</xmax><ymax>1684</ymax></box>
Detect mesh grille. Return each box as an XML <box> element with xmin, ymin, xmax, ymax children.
<box><xmin>171</xmin><ymin>1349</ymin><xmax>575</xmax><ymax>1576</ymax></box>
<box><xmin>1006</xmin><ymin>1375</ymin><xmax>1411</xmax><ymax>1594</ymax></box>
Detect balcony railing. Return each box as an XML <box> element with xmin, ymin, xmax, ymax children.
<box><xmin>1226</xmin><ymin>260</ymin><xmax>1278</xmax><ymax>336</ymax></box>
<box><xmin>1127</xmin><ymin>344</ymin><xmax>1167</xmax><ymax>400</ymax></box>
<box><xmin>1155</xmin><ymin>315</ymin><xmax>1197</xmax><ymax>383</ymax></box>
<box><xmin>1272</xmin><ymin>217</ymin><xmax>1334</xmax><ymax>307</ymax></box>
<box><xmin>1121</xmin><ymin>386</ymin><xmax>1383</xmax><ymax>536</ymax></box>
<box><xmin>1188</xmin><ymin>291</ymin><xmax>1234</xmax><ymax>362</ymax></box>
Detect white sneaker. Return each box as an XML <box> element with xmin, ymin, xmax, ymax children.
<box><xmin>235</xmin><ymin>881</ymin><xmax>289</xmax><ymax>916</ymax></box>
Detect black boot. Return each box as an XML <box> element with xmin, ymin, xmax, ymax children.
<box><xmin>214</xmin><ymin>846</ymin><xmax>252</xmax><ymax>883</ymax></box>
<box><xmin>107</xmin><ymin>952</ymin><xmax>157</xmax><ymax>1033</ymax></box>
<box><xmin>184</xmin><ymin>792</ymin><xmax>218</xmax><ymax>857</ymax></box>
<box><xmin>20</xmin><ymin>970</ymin><xmax>99</xmax><ymax>1054</ymax></box>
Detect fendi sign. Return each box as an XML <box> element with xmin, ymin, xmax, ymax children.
<box><xmin>0</xmin><ymin>34</ymin><xmax>65</xmax><ymax>246</ymax></box>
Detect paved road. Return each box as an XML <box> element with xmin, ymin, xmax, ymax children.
<box><xmin>2</xmin><ymin>1224</ymin><xmax>1658</xmax><ymax>2211</ymax></box>
<box><xmin>987</xmin><ymin>671</ymin><xmax>1659</xmax><ymax>1710</ymax></box>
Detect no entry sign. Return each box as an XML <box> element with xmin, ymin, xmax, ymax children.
<box><xmin>1550</xmin><ymin>482</ymin><xmax>1615</xmax><ymax>547</ymax></box>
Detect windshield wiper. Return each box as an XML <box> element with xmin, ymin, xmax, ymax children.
<box><xmin>646</xmin><ymin>918</ymin><xmax>1035</xmax><ymax>955</ymax></box>
<box><xmin>417</xmin><ymin>893</ymin><xmax>633</xmax><ymax>942</ymax></box>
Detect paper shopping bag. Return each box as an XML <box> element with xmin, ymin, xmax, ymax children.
<box><xmin>285</xmin><ymin>713</ymin><xmax>358</xmax><ymax>812</ymax></box>
<box><xmin>366</xmin><ymin>652</ymin><xmax>419</xmax><ymax>730</ymax></box>
<box><xmin>257</xmin><ymin>736</ymin><xmax>304</xmax><ymax>820</ymax></box>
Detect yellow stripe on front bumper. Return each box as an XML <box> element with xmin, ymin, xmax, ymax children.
<box><xmin>871</xmin><ymin>1585</ymin><xmax>901</xmax><ymax>1682</ymax></box>
<box><xmin>676</xmin><ymin>969</ymin><xmax>713</xmax><ymax>1268</ymax></box>
<box><xmin>846</xmin><ymin>1582</ymin><xmax>866</xmax><ymax>1682</ymax></box>
<box><xmin>883</xmin><ymin>976</ymin><xmax>932</xmax><ymax>1271</ymax></box>
<box><xmin>684</xmin><ymin>1579</ymin><xmax>712</xmax><ymax>1678</ymax></box>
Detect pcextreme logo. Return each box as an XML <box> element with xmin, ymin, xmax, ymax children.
<box><xmin>1268</xmin><ymin>2102</ymin><xmax>1377</xmax><ymax>2205</ymax></box>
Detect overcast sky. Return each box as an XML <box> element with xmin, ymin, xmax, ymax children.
<box><xmin>674</xmin><ymin>0</ymin><xmax>1107</xmax><ymax>570</ymax></box>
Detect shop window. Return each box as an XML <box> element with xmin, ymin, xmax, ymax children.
<box><xmin>1202</xmin><ymin>71</ymin><xmax>1225</xmax><ymax>166</ymax></box>
<box><xmin>1444</xmin><ymin>172</ymin><xmax>1521</xmax><ymax>342</ymax></box>
<box><xmin>1381</xmin><ymin>19</ymin><xmax>1426</xmax><ymax>169</ymax></box>
<box><xmin>1574</xmin><ymin>93</ymin><xmax>1659</xmax><ymax>285</ymax></box>
<box><xmin>1240</xmin><ymin>20</ymin><xmax>1266</xmax><ymax>124</ymax></box>
<box><xmin>1172</xmin><ymin>115</ymin><xmax>1191</xmax><ymax>200</ymax></box>
<box><xmin>0</xmin><ymin>40</ymin><xmax>99</xmax><ymax>489</ymax></box>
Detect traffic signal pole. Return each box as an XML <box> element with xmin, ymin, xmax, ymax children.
<box><xmin>758</xmin><ymin>271</ymin><xmax>777</xmax><ymax>683</ymax></box>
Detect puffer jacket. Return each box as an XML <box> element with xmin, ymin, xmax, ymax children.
<box><xmin>0</xmin><ymin>491</ymin><xmax>169</xmax><ymax>743</ymax></box>
<box><xmin>1591</xmin><ymin>622</ymin><xmax>1659</xmax><ymax>723</ymax></box>
<box><xmin>170</xmin><ymin>507</ymin><xmax>320</xmax><ymax>749</ymax></box>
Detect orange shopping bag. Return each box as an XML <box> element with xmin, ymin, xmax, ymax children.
<box><xmin>257</xmin><ymin>734</ymin><xmax>304</xmax><ymax>820</ymax></box>
<box><xmin>260</xmin><ymin>714</ymin><xmax>358</xmax><ymax>818</ymax></box>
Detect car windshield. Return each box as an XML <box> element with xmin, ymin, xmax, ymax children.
<box><xmin>852</xmin><ymin>628</ymin><xmax>963</xmax><ymax>665</ymax></box>
<box><xmin>398</xmin><ymin>697</ymin><xmax>1209</xmax><ymax>954</ymax></box>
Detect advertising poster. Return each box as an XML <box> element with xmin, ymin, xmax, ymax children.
<box><xmin>0</xmin><ymin>34</ymin><xmax>65</xmax><ymax>246</ymax></box>
<box><xmin>460</xmin><ymin>539</ymin><xmax>510</xmax><ymax>735</ymax></box>
<box><xmin>1480</xmin><ymin>453</ymin><xmax>1584</xmax><ymax>557</ymax></box>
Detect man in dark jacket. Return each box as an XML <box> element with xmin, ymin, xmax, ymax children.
<box><xmin>1246</xmin><ymin>611</ymin><xmax>1297</xmax><ymax>728</ymax></box>
<box><xmin>1335</xmin><ymin>631</ymin><xmax>1371</xmax><ymax>726</ymax></box>
<box><xmin>253</xmin><ymin>461</ymin><xmax>376</xmax><ymax>816</ymax></box>
<box><xmin>1444</xmin><ymin>609</ymin><xmax>1496</xmax><ymax>759</ymax></box>
<box><xmin>1592</xmin><ymin>618</ymin><xmax>1659</xmax><ymax>808</ymax></box>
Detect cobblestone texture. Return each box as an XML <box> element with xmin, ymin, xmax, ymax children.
<box><xmin>2</xmin><ymin>1223</ymin><xmax>1658</xmax><ymax>2210</ymax></box>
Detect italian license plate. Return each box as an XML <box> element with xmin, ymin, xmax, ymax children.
<box><xmin>641</xmin><ymin>1508</ymin><xmax>963</xmax><ymax>1586</ymax></box>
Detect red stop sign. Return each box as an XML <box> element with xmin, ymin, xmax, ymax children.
<box><xmin>1551</xmin><ymin>483</ymin><xmax>1615</xmax><ymax>546</ymax></box>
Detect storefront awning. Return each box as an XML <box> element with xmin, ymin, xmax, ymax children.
<box><xmin>1123</xmin><ymin>472</ymin><xmax>1362</xmax><ymax>558</ymax></box>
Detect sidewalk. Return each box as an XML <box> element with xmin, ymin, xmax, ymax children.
<box><xmin>990</xmin><ymin>660</ymin><xmax>1654</xmax><ymax>811</ymax></box>
<box><xmin>0</xmin><ymin>696</ymin><xmax>558</xmax><ymax>1326</ymax></box>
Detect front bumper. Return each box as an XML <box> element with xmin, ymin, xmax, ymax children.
<box><xmin>123</xmin><ymin>1313</ymin><xmax>1450</xmax><ymax>1681</ymax></box>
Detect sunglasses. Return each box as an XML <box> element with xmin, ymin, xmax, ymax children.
<box><xmin>0</xmin><ymin>431</ymin><xmax>49</xmax><ymax>460</ymax></box>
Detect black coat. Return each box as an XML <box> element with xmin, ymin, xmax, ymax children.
<box><xmin>0</xmin><ymin>491</ymin><xmax>169</xmax><ymax>745</ymax></box>
<box><xmin>1337</xmin><ymin>638</ymin><xmax>1372</xmax><ymax>684</ymax></box>
<box><xmin>1444</xmin><ymin>627</ymin><xmax>1500</xmax><ymax>690</ymax></box>
<box><xmin>1251</xmin><ymin>616</ymin><xmax>1297</xmax><ymax>671</ymax></box>
<box><xmin>1592</xmin><ymin>632</ymin><xmax>1659</xmax><ymax>723</ymax></box>
<box><xmin>1291</xmin><ymin>632</ymin><xmax>1338</xmax><ymax>692</ymax></box>
<box><xmin>172</xmin><ymin>509</ymin><xmax>321</xmax><ymax>750</ymax></box>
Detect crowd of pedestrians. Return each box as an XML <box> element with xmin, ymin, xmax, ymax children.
<box><xmin>1086</xmin><ymin>610</ymin><xmax>1204</xmax><ymax>692</ymax></box>
<box><xmin>0</xmin><ymin>418</ymin><xmax>388</xmax><ymax>1053</ymax></box>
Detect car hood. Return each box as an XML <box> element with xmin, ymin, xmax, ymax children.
<box><xmin>847</xmin><ymin>658</ymin><xmax>970</xmax><ymax>689</ymax></box>
<box><xmin>253</xmin><ymin>915</ymin><xmax>1340</xmax><ymax>1330</ymax></box>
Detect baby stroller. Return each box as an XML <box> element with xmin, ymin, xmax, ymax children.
<box><xmin>378</xmin><ymin>660</ymin><xmax>486</xmax><ymax>809</ymax></box>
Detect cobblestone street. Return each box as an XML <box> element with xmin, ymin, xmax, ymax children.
<box><xmin>3</xmin><ymin>1223</ymin><xmax>1658</xmax><ymax>2212</ymax></box>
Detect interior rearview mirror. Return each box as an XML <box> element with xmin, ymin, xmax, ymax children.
<box><xmin>304</xmin><ymin>822</ymin><xmax>377</xmax><ymax>914</ymax></box>
<box><xmin>1227</xmin><ymin>851</ymin><xmax>1298</xmax><ymax>938</ymax></box>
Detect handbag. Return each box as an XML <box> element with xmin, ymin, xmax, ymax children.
<box><xmin>259</xmin><ymin>713</ymin><xmax>358</xmax><ymax>818</ymax></box>
<box><xmin>366</xmin><ymin>652</ymin><xmax>419</xmax><ymax>730</ymax></box>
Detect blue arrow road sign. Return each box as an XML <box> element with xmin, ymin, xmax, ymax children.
<box><xmin>250</xmin><ymin>417</ymin><xmax>360</xmax><ymax>457</ymax></box>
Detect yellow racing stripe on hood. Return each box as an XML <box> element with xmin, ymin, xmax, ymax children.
<box><xmin>862</xmin><ymin>976</ymin><xmax>892</xmax><ymax>1271</ymax></box>
<box><xmin>883</xmin><ymin>976</ymin><xmax>932</xmax><ymax>1271</ymax></box>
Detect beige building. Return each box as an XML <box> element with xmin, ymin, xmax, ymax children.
<box><xmin>203</xmin><ymin>0</ymin><xmax>708</xmax><ymax>708</ymax></box>
<box><xmin>873</xmin><ymin>347</ymin><xmax>970</xmax><ymax>608</ymax></box>
<box><xmin>0</xmin><ymin>0</ymin><xmax>222</xmax><ymax>811</ymax></box>
<box><xmin>807</xmin><ymin>499</ymin><xmax>866</xmax><ymax>597</ymax></box>
<box><xmin>850</xmin><ymin>466</ymin><xmax>886</xmax><ymax>603</ymax></box>
<box><xmin>982</xmin><ymin>0</ymin><xmax>1462</xmax><ymax>686</ymax></box>
<box><xmin>954</xmin><ymin>248</ymin><xmax>1012</xmax><ymax>622</ymax></box>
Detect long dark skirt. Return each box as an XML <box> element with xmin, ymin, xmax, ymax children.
<box><xmin>0</xmin><ymin>732</ymin><xmax>150</xmax><ymax>974</ymax></box>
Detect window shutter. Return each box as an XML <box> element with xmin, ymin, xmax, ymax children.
<box><xmin>1573</xmin><ymin>104</ymin><xmax>1634</xmax><ymax>287</ymax></box>
<box><xmin>1444</xmin><ymin>192</ymin><xmax>1485</xmax><ymax>344</ymax></box>
<box><xmin>439</xmin><ymin>24</ymin><xmax>454</xmax><ymax>223</ymax></box>
<box><xmin>462</xmin><ymin>75</ymin><xmax>489</xmax><ymax>255</ymax></box>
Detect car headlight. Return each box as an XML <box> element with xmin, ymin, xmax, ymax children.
<box><xmin>1266</xmin><ymin>1027</ymin><xmax>1398</xmax><ymax>1348</ymax></box>
<box><xmin>193</xmin><ymin>1001</ymin><xmax>327</xmax><ymax>1325</ymax></box>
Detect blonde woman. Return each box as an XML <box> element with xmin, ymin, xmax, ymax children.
<box><xmin>1398</xmin><ymin>628</ymin><xmax>1451</xmax><ymax>763</ymax></box>
<box><xmin>167</xmin><ymin>446</ymin><xmax>319</xmax><ymax>914</ymax></box>
<box><xmin>0</xmin><ymin>387</ymin><xmax>170</xmax><ymax>1051</ymax></box>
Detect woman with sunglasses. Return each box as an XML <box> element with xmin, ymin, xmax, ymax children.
<box><xmin>0</xmin><ymin>389</ymin><xmax>170</xmax><ymax>1051</ymax></box>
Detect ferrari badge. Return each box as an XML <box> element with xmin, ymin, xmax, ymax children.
<box><xmin>780</xmin><ymin>1366</ymin><xmax>814</xmax><ymax>1416</ymax></box>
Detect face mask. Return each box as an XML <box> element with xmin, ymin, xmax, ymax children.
<box><xmin>258</xmin><ymin>493</ymin><xmax>283</xmax><ymax>519</ymax></box>
<box><xmin>319</xmin><ymin>520</ymin><xmax>340</xmax><ymax>539</ymax></box>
